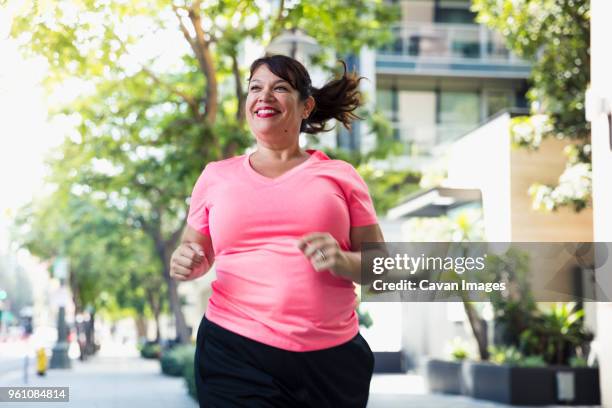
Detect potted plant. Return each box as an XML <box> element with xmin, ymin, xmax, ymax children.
<box><xmin>461</xmin><ymin>303</ymin><xmax>599</xmax><ymax>406</ymax></box>
<box><xmin>424</xmin><ymin>338</ymin><xmax>469</xmax><ymax>395</ymax></box>
<box><xmin>448</xmin><ymin>247</ymin><xmax>599</xmax><ymax>405</ymax></box>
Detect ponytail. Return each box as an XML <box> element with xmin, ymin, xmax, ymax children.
<box><xmin>304</xmin><ymin>61</ymin><xmax>364</xmax><ymax>134</ymax></box>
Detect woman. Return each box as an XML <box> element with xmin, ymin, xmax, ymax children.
<box><xmin>170</xmin><ymin>54</ymin><xmax>385</xmax><ymax>407</ymax></box>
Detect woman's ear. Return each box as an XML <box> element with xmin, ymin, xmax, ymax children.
<box><xmin>303</xmin><ymin>96</ymin><xmax>315</xmax><ymax>118</ymax></box>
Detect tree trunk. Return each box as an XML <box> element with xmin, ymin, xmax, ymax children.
<box><xmin>69</xmin><ymin>274</ymin><xmax>86</xmax><ymax>360</ymax></box>
<box><xmin>188</xmin><ymin>4</ymin><xmax>218</xmax><ymax>124</ymax></box>
<box><xmin>134</xmin><ymin>315</ymin><xmax>148</xmax><ymax>341</ymax></box>
<box><xmin>84</xmin><ymin>311</ymin><xmax>96</xmax><ymax>356</ymax></box>
<box><xmin>154</xmin><ymin>314</ymin><xmax>161</xmax><ymax>343</ymax></box>
<box><xmin>231</xmin><ymin>52</ymin><xmax>245</xmax><ymax>124</ymax></box>
<box><xmin>145</xmin><ymin>215</ymin><xmax>190</xmax><ymax>344</ymax></box>
<box><xmin>463</xmin><ymin>301</ymin><xmax>489</xmax><ymax>360</ymax></box>
<box><xmin>146</xmin><ymin>289</ymin><xmax>162</xmax><ymax>343</ymax></box>
<box><xmin>163</xmin><ymin>265</ymin><xmax>189</xmax><ymax>343</ymax></box>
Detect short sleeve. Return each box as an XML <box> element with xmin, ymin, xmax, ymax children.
<box><xmin>340</xmin><ymin>164</ymin><xmax>378</xmax><ymax>227</ymax></box>
<box><xmin>187</xmin><ymin>164</ymin><xmax>213</xmax><ymax>236</ymax></box>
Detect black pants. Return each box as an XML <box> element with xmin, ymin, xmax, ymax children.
<box><xmin>194</xmin><ymin>316</ymin><xmax>375</xmax><ymax>408</ymax></box>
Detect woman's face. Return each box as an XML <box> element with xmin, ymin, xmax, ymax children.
<box><xmin>246</xmin><ymin>65</ymin><xmax>312</xmax><ymax>144</ymax></box>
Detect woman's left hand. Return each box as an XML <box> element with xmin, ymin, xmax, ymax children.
<box><xmin>297</xmin><ymin>232</ymin><xmax>348</xmax><ymax>276</ymax></box>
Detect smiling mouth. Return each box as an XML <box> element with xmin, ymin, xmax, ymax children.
<box><xmin>255</xmin><ymin>109</ymin><xmax>280</xmax><ymax>118</ymax></box>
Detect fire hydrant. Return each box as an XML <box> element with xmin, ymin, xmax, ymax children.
<box><xmin>36</xmin><ymin>348</ymin><xmax>47</xmax><ymax>376</ymax></box>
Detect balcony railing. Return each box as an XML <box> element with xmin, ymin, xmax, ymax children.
<box><xmin>381</xmin><ymin>23</ymin><xmax>513</xmax><ymax>60</ymax></box>
<box><xmin>377</xmin><ymin>23</ymin><xmax>531</xmax><ymax>77</ymax></box>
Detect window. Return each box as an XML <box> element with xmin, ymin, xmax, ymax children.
<box><xmin>434</xmin><ymin>0</ymin><xmax>476</xmax><ymax>25</ymax></box>
<box><xmin>438</xmin><ymin>91</ymin><xmax>480</xmax><ymax>142</ymax></box>
<box><xmin>376</xmin><ymin>89</ymin><xmax>394</xmax><ymax>118</ymax></box>
<box><xmin>439</xmin><ymin>91</ymin><xmax>480</xmax><ymax>124</ymax></box>
<box><xmin>485</xmin><ymin>90</ymin><xmax>516</xmax><ymax>118</ymax></box>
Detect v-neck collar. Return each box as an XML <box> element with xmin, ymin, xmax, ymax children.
<box><xmin>243</xmin><ymin>149</ymin><xmax>325</xmax><ymax>185</ymax></box>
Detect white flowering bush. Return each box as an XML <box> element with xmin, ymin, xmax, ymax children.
<box><xmin>509</xmin><ymin>114</ymin><xmax>553</xmax><ymax>149</ymax></box>
<box><xmin>529</xmin><ymin>162</ymin><xmax>592</xmax><ymax>212</ymax></box>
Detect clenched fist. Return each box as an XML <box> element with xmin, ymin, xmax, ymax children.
<box><xmin>170</xmin><ymin>242</ymin><xmax>210</xmax><ymax>281</ymax></box>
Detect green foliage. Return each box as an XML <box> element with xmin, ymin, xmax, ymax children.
<box><xmin>160</xmin><ymin>344</ymin><xmax>196</xmax><ymax>377</ymax></box>
<box><xmin>15</xmin><ymin>190</ymin><xmax>166</xmax><ymax>322</ymax></box>
<box><xmin>472</xmin><ymin>0</ymin><xmax>591</xmax><ymax>212</ymax></box>
<box><xmin>488</xmin><ymin>345</ymin><xmax>523</xmax><ymax>366</ymax></box>
<box><xmin>183</xmin><ymin>352</ymin><xmax>197</xmax><ymax>400</ymax></box>
<box><xmin>363</xmin><ymin>109</ymin><xmax>406</xmax><ymax>160</ymax></box>
<box><xmin>357</xmin><ymin>305</ymin><xmax>373</xmax><ymax>329</ymax></box>
<box><xmin>140</xmin><ymin>341</ymin><xmax>162</xmax><ymax>359</ymax></box>
<box><xmin>282</xmin><ymin>1</ymin><xmax>400</xmax><ymax>65</ymax></box>
<box><xmin>520</xmin><ymin>355</ymin><xmax>548</xmax><ymax>368</ymax></box>
<box><xmin>448</xmin><ymin>338</ymin><xmax>470</xmax><ymax>361</ymax></box>
<box><xmin>519</xmin><ymin>302</ymin><xmax>593</xmax><ymax>366</ymax></box>
<box><xmin>357</xmin><ymin>164</ymin><xmax>421</xmax><ymax>215</ymax></box>
<box><xmin>483</xmin><ymin>248</ymin><xmax>537</xmax><ymax>347</ymax></box>
<box><xmin>569</xmin><ymin>356</ymin><xmax>589</xmax><ymax>368</ymax></box>
<box><xmin>452</xmin><ymin>349</ymin><xmax>469</xmax><ymax>361</ymax></box>
<box><xmin>484</xmin><ymin>250</ymin><xmax>593</xmax><ymax>366</ymax></box>
<box><xmin>488</xmin><ymin>345</ymin><xmax>547</xmax><ymax>367</ymax></box>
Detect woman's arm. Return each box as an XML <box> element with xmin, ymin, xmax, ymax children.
<box><xmin>335</xmin><ymin>223</ymin><xmax>385</xmax><ymax>284</ymax></box>
<box><xmin>297</xmin><ymin>223</ymin><xmax>385</xmax><ymax>285</ymax></box>
<box><xmin>170</xmin><ymin>225</ymin><xmax>215</xmax><ymax>281</ymax></box>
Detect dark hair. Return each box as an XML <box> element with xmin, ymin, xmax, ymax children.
<box><xmin>248</xmin><ymin>54</ymin><xmax>364</xmax><ymax>134</ymax></box>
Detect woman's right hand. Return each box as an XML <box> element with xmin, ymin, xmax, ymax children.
<box><xmin>170</xmin><ymin>242</ymin><xmax>210</xmax><ymax>281</ymax></box>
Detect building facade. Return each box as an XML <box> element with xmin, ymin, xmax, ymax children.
<box><xmin>341</xmin><ymin>0</ymin><xmax>530</xmax><ymax>164</ymax></box>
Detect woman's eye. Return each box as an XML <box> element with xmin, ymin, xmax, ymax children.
<box><xmin>275</xmin><ymin>86</ymin><xmax>288</xmax><ymax>91</ymax></box>
<box><xmin>249</xmin><ymin>86</ymin><xmax>260</xmax><ymax>91</ymax></box>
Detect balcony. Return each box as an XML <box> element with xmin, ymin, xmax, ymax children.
<box><xmin>376</xmin><ymin>23</ymin><xmax>531</xmax><ymax>78</ymax></box>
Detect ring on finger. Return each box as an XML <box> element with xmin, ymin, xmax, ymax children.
<box><xmin>316</xmin><ymin>249</ymin><xmax>327</xmax><ymax>262</ymax></box>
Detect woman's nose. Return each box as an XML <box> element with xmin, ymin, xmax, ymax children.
<box><xmin>258</xmin><ymin>87</ymin><xmax>274</xmax><ymax>101</ymax></box>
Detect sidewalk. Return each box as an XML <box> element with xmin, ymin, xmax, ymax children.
<box><xmin>369</xmin><ymin>374</ymin><xmax>503</xmax><ymax>407</ymax></box>
<box><xmin>0</xmin><ymin>360</ymin><xmax>508</xmax><ymax>408</ymax></box>
<box><xmin>0</xmin><ymin>343</ymin><xmax>600</xmax><ymax>408</ymax></box>
<box><xmin>0</xmin><ymin>342</ymin><xmax>197</xmax><ymax>408</ymax></box>
<box><xmin>367</xmin><ymin>374</ymin><xmax>601</xmax><ymax>408</ymax></box>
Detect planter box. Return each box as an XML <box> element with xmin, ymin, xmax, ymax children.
<box><xmin>424</xmin><ymin>359</ymin><xmax>462</xmax><ymax>395</ymax></box>
<box><xmin>461</xmin><ymin>361</ymin><xmax>554</xmax><ymax>405</ymax></box>
<box><xmin>373</xmin><ymin>351</ymin><xmax>403</xmax><ymax>373</ymax></box>
<box><xmin>555</xmin><ymin>366</ymin><xmax>601</xmax><ymax>406</ymax></box>
<box><xmin>461</xmin><ymin>361</ymin><xmax>600</xmax><ymax>406</ymax></box>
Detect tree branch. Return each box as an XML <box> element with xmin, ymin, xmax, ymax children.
<box><xmin>172</xmin><ymin>4</ymin><xmax>195</xmax><ymax>49</ymax></box>
<box><xmin>231</xmin><ymin>52</ymin><xmax>245</xmax><ymax>124</ymax></box>
<box><xmin>188</xmin><ymin>0</ymin><xmax>218</xmax><ymax>123</ymax></box>
<box><xmin>271</xmin><ymin>0</ymin><xmax>286</xmax><ymax>39</ymax></box>
<box><xmin>140</xmin><ymin>66</ymin><xmax>200</xmax><ymax>118</ymax></box>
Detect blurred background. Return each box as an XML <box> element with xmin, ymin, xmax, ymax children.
<box><xmin>1</xmin><ymin>0</ymin><xmax>610</xmax><ymax>407</ymax></box>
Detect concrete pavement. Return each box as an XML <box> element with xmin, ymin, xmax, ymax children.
<box><xmin>0</xmin><ymin>341</ymin><xmax>197</xmax><ymax>408</ymax></box>
<box><xmin>0</xmin><ymin>341</ymin><xmax>601</xmax><ymax>407</ymax></box>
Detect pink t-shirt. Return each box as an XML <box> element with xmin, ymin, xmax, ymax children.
<box><xmin>186</xmin><ymin>149</ymin><xmax>378</xmax><ymax>351</ymax></box>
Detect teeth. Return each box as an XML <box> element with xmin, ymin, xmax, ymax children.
<box><xmin>257</xmin><ymin>109</ymin><xmax>277</xmax><ymax>115</ymax></box>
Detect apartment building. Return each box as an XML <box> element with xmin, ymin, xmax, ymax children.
<box><xmin>341</xmin><ymin>0</ymin><xmax>530</xmax><ymax>163</ymax></box>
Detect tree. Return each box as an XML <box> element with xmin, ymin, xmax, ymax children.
<box><xmin>15</xmin><ymin>186</ymin><xmax>168</xmax><ymax>354</ymax></box>
<box><xmin>9</xmin><ymin>0</ymin><xmax>400</xmax><ymax>343</ymax></box>
<box><xmin>472</xmin><ymin>0</ymin><xmax>591</xmax><ymax>212</ymax></box>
